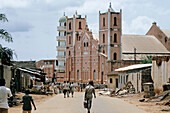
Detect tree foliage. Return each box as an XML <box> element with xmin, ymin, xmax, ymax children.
<box><xmin>0</xmin><ymin>45</ymin><xmax>13</xmax><ymax>65</ymax></box>
<box><xmin>141</xmin><ymin>56</ymin><xmax>152</xmax><ymax>64</ymax></box>
<box><xmin>0</xmin><ymin>14</ymin><xmax>14</xmax><ymax>65</ymax></box>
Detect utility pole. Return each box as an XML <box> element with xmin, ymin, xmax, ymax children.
<box><xmin>134</xmin><ymin>47</ymin><xmax>137</xmax><ymax>64</ymax></box>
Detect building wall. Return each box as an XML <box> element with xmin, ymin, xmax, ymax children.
<box><xmin>36</xmin><ymin>60</ymin><xmax>55</xmax><ymax>82</ymax></box>
<box><xmin>66</xmin><ymin>26</ymin><xmax>100</xmax><ymax>83</ymax></box>
<box><xmin>0</xmin><ymin>65</ymin><xmax>12</xmax><ymax>88</ymax></box>
<box><xmin>128</xmin><ymin>72</ymin><xmax>142</xmax><ymax>93</ymax></box>
<box><xmin>65</xmin><ymin>14</ymin><xmax>101</xmax><ymax>83</ymax></box>
<box><xmin>152</xmin><ymin>56</ymin><xmax>170</xmax><ymax>92</ymax></box>
<box><xmin>54</xmin><ymin>16</ymin><xmax>67</xmax><ymax>76</ymax></box>
<box><xmin>107</xmin><ymin>75</ymin><xmax>118</xmax><ymax>89</ymax></box>
<box><xmin>56</xmin><ymin>72</ymin><xmax>64</xmax><ymax>83</ymax></box>
<box><xmin>99</xmin><ymin>8</ymin><xmax>122</xmax><ymax>87</ymax></box>
<box><xmin>118</xmin><ymin>68</ymin><xmax>152</xmax><ymax>93</ymax></box>
<box><xmin>146</xmin><ymin>22</ymin><xmax>170</xmax><ymax>51</ymax></box>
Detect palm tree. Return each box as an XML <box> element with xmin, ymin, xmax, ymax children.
<box><xmin>0</xmin><ymin>14</ymin><xmax>13</xmax><ymax>42</ymax></box>
<box><xmin>0</xmin><ymin>14</ymin><xmax>13</xmax><ymax>65</ymax></box>
<box><xmin>0</xmin><ymin>45</ymin><xmax>13</xmax><ymax>65</ymax></box>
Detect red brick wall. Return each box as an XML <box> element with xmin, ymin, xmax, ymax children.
<box><xmin>146</xmin><ymin>22</ymin><xmax>170</xmax><ymax>51</ymax></box>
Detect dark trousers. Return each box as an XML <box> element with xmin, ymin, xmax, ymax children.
<box><xmin>0</xmin><ymin>108</ymin><xmax>8</xmax><ymax>113</ymax></box>
<box><xmin>63</xmin><ymin>89</ymin><xmax>69</xmax><ymax>97</ymax></box>
<box><xmin>87</xmin><ymin>99</ymin><xmax>92</xmax><ymax>113</ymax></box>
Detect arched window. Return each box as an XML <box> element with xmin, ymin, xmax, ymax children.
<box><xmin>114</xmin><ymin>33</ymin><xmax>117</xmax><ymax>42</ymax></box>
<box><xmin>64</xmin><ymin>22</ymin><xmax>66</xmax><ymax>26</ymax></box>
<box><xmin>69</xmin><ymin>36</ymin><xmax>71</xmax><ymax>44</ymax></box>
<box><xmin>84</xmin><ymin>42</ymin><xmax>86</xmax><ymax>47</ymax></box>
<box><xmin>87</xmin><ymin>42</ymin><xmax>88</xmax><ymax>47</ymax></box>
<box><xmin>56</xmin><ymin>60</ymin><xmax>58</xmax><ymax>66</ymax></box>
<box><xmin>114</xmin><ymin>17</ymin><xmax>117</xmax><ymax>26</ymax></box>
<box><xmin>69</xmin><ymin>71</ymin><xmax>71</xmax><ymax>81</ymax></box>
<box><xmin>77</xmin><ymin>70</ymin><xmax>79</xmax><ymax>80</ymax></box>
<box><xmin>103</xmin><ymin>50</ymin><xmax>105</xmax><ymax>54</ymax></box>
<box><xmin>103</xmin><ymin>34</ymin><xmax>105</xmax><ymax>43</ymax></box>
<box><xmin>110</xmin><ymin>78</ymin><xmax>112</xmax><ymax>83</ymax></box>
<box><xmin>101</xmin><ymin>72</ymin><xmax>104</xmax><ymax>84</ymax></box>
<box><xmin>69</xmin><ymin>22</ymin><xmax>71</xmax><ymax>30</ymax></box>
<box><xmin>93</xmin><ymin>70</ymin><xmax>96</xmax><ymax>80</ymax></box>
<box><xmin>69</xmin><ymin>51</ymin><xmax>71</xmax><ymax>56</ymax></box>
<box><xmin>79</xmin><ymin>21</ymin><xmax>81</xmax><ymax>29</ymax></box>
<box><xmin>103</xmin><ymin>18</ymin><xmax>105</xmax><ymax>26</ymax></box>
<box><xmin>165</xmin><ymin>37</ymin><xmax>168</xmax><ymax>43</ymax></box>
<box><xmin>64</xmin><ymin>31</ymin><xmax>66</xmax><ymax>36</ymax></box>
<box><xmin>113</xmin><ymin>52</ymin><xmax>117</xmax><ymax>60</ymax></box>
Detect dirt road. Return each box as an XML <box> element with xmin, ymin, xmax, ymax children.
<box><xmin>32</xmin><ymin>92</ymin><xmax>147</xmax><ymax>113</ymax></box>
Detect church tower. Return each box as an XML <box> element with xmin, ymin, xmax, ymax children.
<box><xmin>65</xmin><ymin>11</ymin><xmax>87</xmax><ymax>82</ymax></box>
<box><xmin>99</xmin><ymin>3</ymin><xmax>122</xmax><ymax>87</ymax></box>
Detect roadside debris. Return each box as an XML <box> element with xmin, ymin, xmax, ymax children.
<box><xmin>161</xmin><ymin>108</ymin><xmax>170</xmax><ymax>111</ymax></box>
<box><xmin>139</xmin><ymin>99</ymin><xmax>145</xmax><ymax>102</ymax></box>
<box><xmin>123</xmin><ymin>81</ymin><xmax>135</xmax><ymax>94</ymax></box>
<box><xmin>156</xmin><ymin>100</ymin><xmax>170</xmax><ymax>106</ymax></box>
<box><xmin>147</xmin><ymin>92</ymin><xmax>169</xmax><ymax>102</ymax></box>
<box><xmin>143</xmin><ymin>82</ymin><xmax>155</xmax><ymax>98</ymax></box>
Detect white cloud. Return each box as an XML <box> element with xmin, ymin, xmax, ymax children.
<box><xmin>1</xmin><ymin>20</ymin><xmax>33</xmax><ymax>32</ymax></box>
<box><xmin>123</xmin><ymin>16</ymin><xmax>154</xmax><ymax>35</ymax></box>
<box><xmin>0</xmin><ymin>0</ymin><xmax>169</xmax><ymax>61</ymax></box>
<box><xmin>45</xmin><ymin>0</ymin><xmax>55</xmax><ymax>3</ymax></box>
<box><xmin>0</xmin><ymin>0</ymin><xmax>30</xmax><ymax>8</ymax></box>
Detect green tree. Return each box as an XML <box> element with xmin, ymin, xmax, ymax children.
<box><xmin>141</xmin><ymin>56</ymin><xmax>152</xmax><ymax>64</ymax></box>
<box><xmin>0</xmin><ymin>14</ymin><xmax>13</xmax><ymax>65</ymax></box>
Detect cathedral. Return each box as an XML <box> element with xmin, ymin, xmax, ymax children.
<box><xmin>55</xmin><ymin>3</ymin><xmax>170</xmax><ymax>89</ymax></box>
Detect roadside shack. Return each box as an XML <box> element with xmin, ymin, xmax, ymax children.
<box><xmin>115</xmin><ymin>64</ymin><xmax>153</xmax><ymax>93</ymax></box>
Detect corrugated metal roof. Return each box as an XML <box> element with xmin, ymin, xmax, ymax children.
<box><xmin>115</xmin><ymin>64</ymin><xmax>152</xmax><ymax>72</ymax></box>
<box><xmin>122</xmin><ymin>35</ymin><xmax>170</xmax><ymax>53</ymax></box>
<box><xmin>18</xmin><ymin>68</ymin><xmax>41</xmax><ymax>75</ymax></box>
<box><xmin>161</xmin><ymin>29</ymin><xmax>170</xmax><ymax>38</ymax></box>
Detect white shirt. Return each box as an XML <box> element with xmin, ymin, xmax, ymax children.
<box><xmin>0</xmin><ymin>86</ymin><xmax>12</xmax><ymax>109</ymax></box>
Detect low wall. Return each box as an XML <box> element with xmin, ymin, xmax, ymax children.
<box><xmin>152</xmin><ymin>56</ymin><xmax>170</xmax><ymax>93</ymax></box>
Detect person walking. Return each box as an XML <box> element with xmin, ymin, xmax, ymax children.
<box><xmin>84</xmin><ymin>81</ymin><xmax>96</xmax><ymax>113</ymax></box>
<box><xmin>66</xmin><ymin>81</ymin><xmax>70</xmax><ymax>97</ymax></box>
<box><xmin>0</xmin><ymin>79</ymin><xmax>13</xmax><ymax>113</ymax></box>
<box><xmin>70</xmin><ymin>82</ymin><xmax>74</xmax><ymax>98</ymax></box>
<box><xmin>62</xmin><ymin>81</ymin><xmax>68</xmax><ymax>98</ymax></box>
<box><xmin>21</xmin><ymin>89</ymin><xmax>36</xmax><ymax>113</ymax></box>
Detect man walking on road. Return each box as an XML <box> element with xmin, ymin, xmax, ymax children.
<box><xmin>0</xmin><ymin>79</ymin><xmax>13</xmax><ymax>113</ymax></box>
<box><xmin>70</xmin><ymin>82</ymin><xmax>74</xmax><ymax>98</ymax></box>
<box><xmin>84</xmin><ymin>81</ymin><xmax>96</xmax><ymax>113</ymax></box>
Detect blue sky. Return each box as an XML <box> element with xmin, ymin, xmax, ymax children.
<box><xmin>0</xmin><ymin>0</ymin><xmax>170</xmax><ymax>61</ymax></box>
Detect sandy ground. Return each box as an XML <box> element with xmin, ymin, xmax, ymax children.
<box><xmin>117</xmin><ymin>92</ymin><xmax>170</xmax><ymax>113</ymax></box>
<box><xmin>32</xmin><ymin>92</ymin><xmax>147</xmax><ymax>113</ymax></box>
<box><xmin>9</xmin><ymin>92</ymin><xmax>55</xmax><ymax>113</ymax></box>
<box><xmin>9</xmin><ymin>91</ymin><xmax>170</xmax><ymax>113</ymax></box>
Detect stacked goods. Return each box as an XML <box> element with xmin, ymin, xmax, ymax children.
<box><xmin>123</xmin><ymin>81</ymin><xmax>135</xmax><ymax>94</ymax></box>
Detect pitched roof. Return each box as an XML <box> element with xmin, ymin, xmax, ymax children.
<box><xmin>12</xmin><ymin>61</ymin><xmax>36</xmax><ymax>68</ymax></box>
<box><xmin>115</xmin><ymin>64</ymin><xmax>152</xmax><ymax>72</ymax></box>
<box><xmin>122</xmin><ymin>35</ymin><xmax>170</xmax><ymax>53</ymax></box>
<box><xmin>161</xmin><ymin>29</ymin><xmax>170</xmax><ymax>38</ymax></box>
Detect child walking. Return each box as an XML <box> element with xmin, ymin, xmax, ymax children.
<box><xmin>21</xmin><ymin>89</ymin><xmax>36</xmax><ymax>113</ymax></box>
